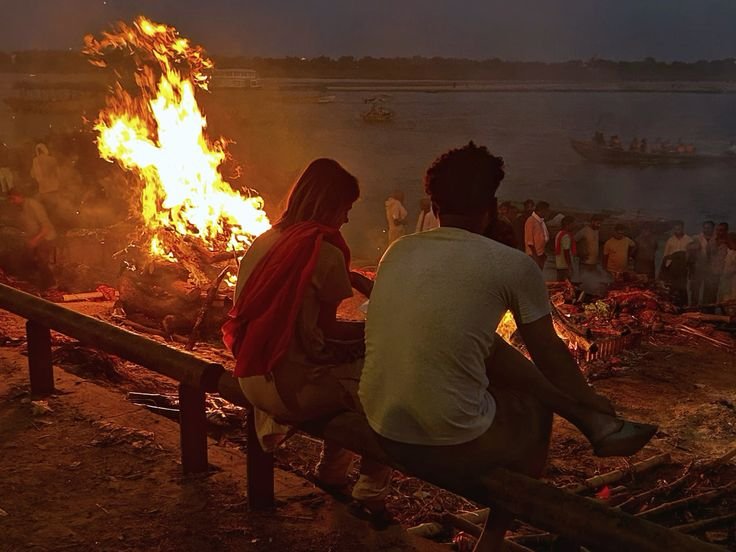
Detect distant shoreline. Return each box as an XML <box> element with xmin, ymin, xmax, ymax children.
<box><xmin>323</xmin><ymin>81</ymin><xmax>736</xmax><ymax>94</ymax></box>
<box><xmin>4</xmin><ymin>73</ymin><xmax>736</xmax><ymax>95</ymax></box>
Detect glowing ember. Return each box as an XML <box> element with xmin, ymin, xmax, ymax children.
<box><xmin>84</xmin><ymin>17</ymin><xmax>270</xmax><ymax>261</ymax></box>
<box><xmin>496</xmin><ymin>310</ymin><xmax>518</xmax><ymax>343</ymax></box>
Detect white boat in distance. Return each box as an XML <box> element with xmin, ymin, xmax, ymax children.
<box><xmin>210</xmin><ymin>69</ymin><xmax>262</xmax><ymax>89</ymax></box>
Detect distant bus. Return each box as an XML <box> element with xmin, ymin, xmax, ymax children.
<box><xmin>210</xmin><ymin>69</ymin><xmax>262</xmax><ymax>90</ymax></box>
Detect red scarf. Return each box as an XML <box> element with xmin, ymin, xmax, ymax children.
<box><xmin>555</xmin><ymin>230</ymin><xmax>577</xmax><ymax>256</ymax></box>
<box><xmin>222</xmin><ymin>221</ymin><xmax>351</xmax><ymax>378</ymax></box>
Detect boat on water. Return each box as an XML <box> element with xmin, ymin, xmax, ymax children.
<box><xmin>210</xmin><ymin>69</ymin><xmax>262</xmax><ymax>90</ymax></box>
<box><xmin>361</xmin><ymin>95</ymin><xmax>394</xmax><ymax>123</ymax></box>
<box><xmin>570</xmin><ymin>139</ymin><xmax>736</xmax><ymax>168</ymax></box>
<box><xmin>4</xmin><ymin>80</ymin><xmax>104</xmax><ymax>113</ymax></box>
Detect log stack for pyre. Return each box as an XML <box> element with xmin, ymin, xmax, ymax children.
<box><xmin>82</xmin><ymin>17</ymin><xmax>270</xmax><ymax>345</ymax></box>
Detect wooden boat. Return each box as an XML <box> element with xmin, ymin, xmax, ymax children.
<box><xmin>361</xmin><ymin>105</ymin><xmax>394</xmax><ymax>123</ymax></box>
<box><xmin>4</xmin><ymin>80</ymin><xmax>104</xmax><ymax>114</ymax></box>
<box><xmin>570</xmin><ymin>139</ymin><xmax>736</xmax><ymax>168</ymax></box>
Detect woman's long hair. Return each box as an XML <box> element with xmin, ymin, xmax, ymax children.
<box><xmin>274</xmin><ymin>158</ymin><xmax>359</xmax><ymax>229</ymax></box>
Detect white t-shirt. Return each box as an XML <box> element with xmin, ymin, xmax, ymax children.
<box><xmin>359</xmin><ymin>227</ymin><xmax>551</xmax><ymax>446</ymax></box>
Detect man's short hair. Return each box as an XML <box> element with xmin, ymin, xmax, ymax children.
<box><xmin>425</xmin><ymin>142</ymin><xmax>504</xmax><ymax>217</ymax></box>
<box><xmin>703</xmin><ymin>220</ymin><xmax>715</xmax><ymax>228</ymax></box>
<box><xmin>591</xmin><ymin>214</ymin><xmax>603</xmax><ymax>222</ymax></box>
<box><xmin>535</xmin><ymin>201</ymin><xmax>550</xmax><ymax>211</ymax></box>
<box><xmin>615</xmin><ymin>223</ymin><xmax>627</xmax><ymax>232</ymax></box>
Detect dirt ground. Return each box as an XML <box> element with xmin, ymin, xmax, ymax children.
<box><xmin>0</xmin><ymin>301</ymin><xmax>735</xmax><ymax>551</ymax></box>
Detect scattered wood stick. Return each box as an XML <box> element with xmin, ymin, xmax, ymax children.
<box><xmin>551</xmin><ymin>305</ymin><xmax>597</xmax><ymax>352</ymax></box>
<box><xmin>636</xmin><ymin>483</ymin><xmax>736</xmax><ymax>519</ymax></box>
<box><xmin>441</xmin><ymin>514</ymin><xmax>536</xmax><ymax>552</ymax></box>
<box><xmin>186</xmin><ymin>265</ymin><xmax>230</xmax><ymax>351</ymax></box>
<box><xmin>407</xmin><ymin>508</ymin><xmax>488</xmax><ymax>539</ymax></box>
<box><xmin>700</xmin><ymin>447</ymin><xmax>736</xmax><ymax>471</ymax></box>
<box><xmin>681</xmin><ymin>312</ymin><xmax>733</xmax><ymax>323</ymax></box>
<box><xmin>676</xmin><ymin>325</ymin><xmax>733</xmax><ymax>349</ymax></box>
<box><xmin>120</xmin><ymin>319</ymin><xmax>188</xmax><ymax>344</ymax></box>
<box><xmin>566</xmin><ymin>453</ymin><xmax>671</xmax><ymax>494</ymax></box>
<box><xmin>442</xmin><ymin>512</ymin><xmax>482</xmax><ymax>538</ymax></box>
<box><xmin>671</xmin><ymin>513</ymin><xmax>736</xmax><ymax>534</ymax></box>
<box><xmin>62</xmin><ymin>291</ymin><xmax>105</xmax><ymax>302</ymax></box>
<box><xmin>508</xmin><ymin>533</ymin><xmax>555</xmax><ymax>547</ymax></box>
<box><xmin>616</xmin><ymin>464</ymin><xmax>693</xmax><ymax>512</ymax></box>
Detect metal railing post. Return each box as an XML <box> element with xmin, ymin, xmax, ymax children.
<box><xmin>178</xmin><ymin>383</ymin><xmax>209</xmax><ymax>473</ymax></box>
<box><xmin>246</xmin><ymin>407</ymin><xmax>274</xmax><ymax>509</ymax></box>
<box><xmin>26</xmin><ymin>320</ymin><xmax>54</xmax><ymax>395</ymax></box>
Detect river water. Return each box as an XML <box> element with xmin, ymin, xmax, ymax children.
<box><xmin>2</xmin><ymin>76</ymin><xmax>735</xmax><ymax>260</ymax></box>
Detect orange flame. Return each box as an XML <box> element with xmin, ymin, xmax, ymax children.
<box><xmin>497</xmin><ymin>310</ymin><xmax>518</xmax><ymax>343</ymax></box>
<box><xmin>84</xmin><ymin>17</ymin><xmax>270</xmax><ymax>261</ymax></box>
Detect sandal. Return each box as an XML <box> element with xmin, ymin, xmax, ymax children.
<box><xmin>592</xmin><ymin>420</ymin><xmax>658</xmax><ymax>458</ymax></box>
<box><xmin>347</xmin><ymin>499</ymin><xmax>398</xmax><ymax>530</ymax></box>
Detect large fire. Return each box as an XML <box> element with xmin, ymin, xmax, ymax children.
<box><xmin>84</xmin><ymin>17</ymin><xmax>270</xmax><ymax>262</ymax></box>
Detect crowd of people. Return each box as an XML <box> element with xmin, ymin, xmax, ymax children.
<box><xmin>383</xmin><ymin>182</ymin><xmax>735</xmax><ymax>313</ymax></box>
<box><xmin>0</xmin><ymin>137</ymin><xmax>130</xmax><ymax>290</ymax></box>
<box><xmin>225</xmin><ymin>144</ymin><xmax>658</xmax><ymax>551</ymax></box>
<box><xmin>592</xmin><ymin>131</ymin><xmax>697</xmax><ymax>155</ymax></box>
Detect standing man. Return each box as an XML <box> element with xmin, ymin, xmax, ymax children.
<box><xmin>603</xmin><ymin>224</ymin><xmax>636</xmax><ymax>279</ymax></box>
<box><xmin>703</xmin><ymin>222</ymin><xmax>730</xmax><ymax>307</ymax></box>
<box><xmin>7</xmin><ymin>188</ymin><xmax>57</xmax><ymax>290</ymax></box>
<box><xmin>633</xmin><ymin>224</ymin><xmax>658</xmax><ymax>280</ymax></box>
<box><xmin>415</xmin><ymin>197</ymin><xmax>439</xmax><ymax>233</ymax></box>
<box><xmin>30</xmin><ymin>143</ymin><xmax>61</xmax><ymax>204</ymax></box>
<box><xmin>0</xmin><ymin>147</ymin><xmax>13</xmax><ymax>195</ymax></box>
<box><xmin>554</xmin><ymin>216</ymin><xmax>576</xmax><ymax>281</ymax></box>
<box><xmin>359</xmin><ymin>143</ymin><xmax>656</xmax><ymax>552</ymax></box>
<box><xmin>718</xmin><ymin>233</ymin><xmax>736</xmax><ymax>315</ymax></box>
<box><xmin>385</xmin><ymin>190</ymin><xmax>408</xmax><ymax>245</ymax></box>
<box><xmin>689</xmin><ymin>221</ymin><xmax>715</xmax><ymax>306</ymax></box>
<box><xmin>575</xmin><ymin>214</ymin><xmax>603</xmax><ymax>273</ymax></box>
<box><xmin>525</xmin><ymin>201</ymin><xmax>550</xmax><ymax>270</ymax></box>
<box><xmin>660</xmin><ymin>222</ymin><xmax>693</xmax><ymax>306</ymax></box>
<box><xmin>513</xmin><ymin>199</ymin><xmax>535</xmax><ymax>251</ymax></box>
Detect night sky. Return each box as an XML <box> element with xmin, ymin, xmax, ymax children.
<box><xmin>2</xmin><ymin>0</ymin><xmax>736</xmax><ymax>61</ymax></box>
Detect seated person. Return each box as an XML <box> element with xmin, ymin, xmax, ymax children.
<box><xmin>359</xmin><ymin>143</ymin><xmax>656</xmax><ymax>551</ymax></box>
<box><xmin>223</xmin><ymin>158</ymin><xmax>391</xmax><ymax>519</ymax></box>
<box><xmin>7</xmin><ymin>187</ymin><xmax>57</xmax><ymax>290</ymax></box>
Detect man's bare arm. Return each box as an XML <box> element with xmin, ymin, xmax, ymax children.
<box><xmin>518</xmin><ymin>314</ymin><xmax>614</xmax><ymax>415</ymax></box>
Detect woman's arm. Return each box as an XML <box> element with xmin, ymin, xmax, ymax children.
<box><xmin>349</xmin><ymin>271</ymin><xmax>374</xmax><ymax>298</ymax></box>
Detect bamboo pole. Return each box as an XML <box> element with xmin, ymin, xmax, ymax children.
<box><xmin>566</xmin><ymin>453</ymin><xmax>671</xmax><ymax>494</ymax></box>
<box><xmin>0</xmin><ymin>283</ymin><xmax>223</xmax><ymax>390</ymax></box>
<box><xmin>636</xmin><ymin>483</ymin><xmax>736</xmax><ymax>519</ymax></box>
<box><xmin>672</xmin><ymin>513</ymin><xmax>736</xmax><ymax>534</ymax></box>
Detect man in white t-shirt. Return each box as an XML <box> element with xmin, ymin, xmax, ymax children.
<box><xmin>359</xmin><ymin>142</ymin><xmax>656</xmax><ymax>551</ymax></box>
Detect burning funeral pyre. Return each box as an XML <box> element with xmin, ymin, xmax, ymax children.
<box><xmin>83</xmin><ymin>17</ymin><xmax>270</xmax><ymax>339</ymax></box>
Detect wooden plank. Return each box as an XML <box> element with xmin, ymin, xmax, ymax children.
<box><xmin>0</xmin><ymin>283</ymin><xmax>223</xmax><ymax>390</ymax></box>
<box><xmin>26</xmin><ymin>320</ymin><xmax>54</xmax><ymax>395</ymax></box>
<box><xmin>178</xmin><ymin>383</ymin><xmax>209</xmax><ymax>474</ymax></box>
<box><xmin>246</xmin><ymin>408</ymin><xmax>274</xmax><ymax>509</ymax></box>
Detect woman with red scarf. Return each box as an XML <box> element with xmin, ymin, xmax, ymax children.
<box><xmin>223</xmin><ymin>158</ymin><xmax>392</xmax><ymax>521</ymax></box>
